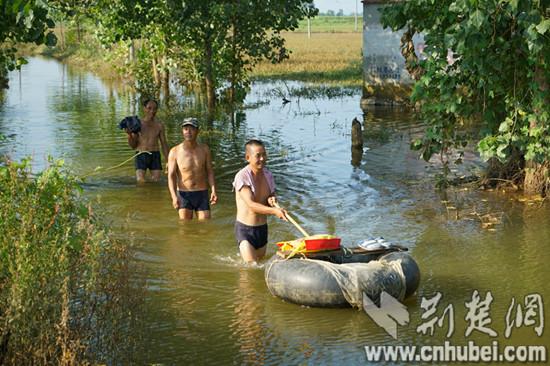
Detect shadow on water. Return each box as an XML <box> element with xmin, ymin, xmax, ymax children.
<box><xmin>1</xmin><ymin>58</ymin><xmax>549</xmax><ymax>364</ymax></box>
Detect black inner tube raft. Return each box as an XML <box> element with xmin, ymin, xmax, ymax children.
<box><xmin>264</xmin><ymin>249</ymin><xmax>420</xmax><ymax>308</ymax></box>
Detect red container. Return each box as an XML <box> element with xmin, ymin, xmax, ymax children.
<box><xmin>304</xmin><ymin>237</ymin><xmax>341</xmax><ymax>251</ymax></box>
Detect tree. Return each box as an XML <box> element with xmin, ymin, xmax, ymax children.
<box><xmin>303</xmin><ymin>2</ymin><xmax>319</xmax><ymax>39</ymax></box>
<box><xmin>93</xmin><ymin>0</ymin><xmax>174</xmax><ymax>98</ymax></box>
<box><xmin>169</xmin><ymin>0</ymin><xmax>318</xmax><ymax>108</ymax></box>
<box><xmin>382</xmin><ymin>0</ymin><xmax>550</xmax><ymax>194</ymax></box>
<box><xmin>0</xmin><ymin>0</ymin><xmax>57</xmax><ymax>88</ymax></box>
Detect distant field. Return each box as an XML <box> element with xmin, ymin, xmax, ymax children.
<box><xmin>253</xmin><ymin>31</ymin><xmax>362</xmax><ymax>85</ymax></box>
<box><xmin>296</xmin><ymin>16</ymin><xmax>361</xmax><ymax>33</ymax></box>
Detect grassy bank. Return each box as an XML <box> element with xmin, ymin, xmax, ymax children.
<box><xmin>17</xmin><ymin>25</ymin><xmax>126</xmax><ymax>82</ymax></box>
<box><xmin>0</xmin><ymin>158</ymin><xmax>143</xmax><ymax>364</ymax></box>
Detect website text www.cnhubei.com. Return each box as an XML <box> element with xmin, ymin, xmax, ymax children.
<box><xmin>364</xmin><ymin>341</ymin><xmax>546</xmax><ymax>363</ymax></box>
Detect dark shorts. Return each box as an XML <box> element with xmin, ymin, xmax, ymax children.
<box><xmin>178</xmin><ymin>190</ymin><xmax>210</xmax><ymax>211</ymax></box>
<box><xmin>135</xmin><ymin>151</ymin><xmax>162</xmax><ymax>171</ymax></box>
<box><xmin>235</xmin><ymin>221</ymin><xmax>268</xmax><ymax>250</ymax></box>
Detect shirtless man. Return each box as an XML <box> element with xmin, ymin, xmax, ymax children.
<box><xmin>167</xmin><ymin>117</ymin><xmax>217</xmax><ymax>220</ymax></box>
<box><xmin>126</xmin><ymin>99</ymin><xmax>169</xmax><ymax>183</ymax></box>
<box><xmin>233</xmin><ymin>139</ymin><xmax>287</xmax><ymax>263</ymax></box>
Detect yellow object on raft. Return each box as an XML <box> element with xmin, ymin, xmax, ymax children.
<box><xmin>276</xmin><ymin>234</ymin><xmax>341</xmax><ymax>258</ymax></box>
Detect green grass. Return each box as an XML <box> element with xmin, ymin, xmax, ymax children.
<box><xmin>296</xmin><ymin>15</ymin><xmax>361</xmax><ymax>33</ymax></box>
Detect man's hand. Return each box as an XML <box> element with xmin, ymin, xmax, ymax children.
<box><xmin>126</xmin><ymin>129</ymin><xmax>139</xmax><ymax>149</ymax></box>
<box><xmin>210</xmin><ymin>191</ymin><xmax>218</xmax><ymax>205</ymax></box>
<box><xmin>172</xmin><ymin>196</ymin><xmax>180</xmax><ymax>209</ymax></box>
<box><xmin>273</xmin><ymin>207</ymin><xmax>288</xmax><ymax>221</ymax></box>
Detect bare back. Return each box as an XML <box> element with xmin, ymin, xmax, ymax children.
<box><xmin>171</xmin><ymin>142</ymin><xmax>210</xmax><ymax>191</ymax></box>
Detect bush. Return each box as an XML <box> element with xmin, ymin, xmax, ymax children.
<box><xmin>0</xmin><ymin>157</ymin><xmax>143</xmax><ymax>365</ymax></box>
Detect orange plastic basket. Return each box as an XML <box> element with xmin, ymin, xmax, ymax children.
<box><xmin>304</xmin><ymin>237</ymin><xmax>341</xmax><ymax>251</ymax></box>
<box><xmin>276</xmin><ymin>235</ymin><xmax>341</xmax><ymax>252</ymax></box>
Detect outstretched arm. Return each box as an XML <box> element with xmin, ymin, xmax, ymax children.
<box><xmin>167</xmin><ymin>148</ymin><xmax>180</xmax><ymax>209</ymax></box>
<box><xmin>239</xmin><ymin>187</ymin><xmax>287</xmax><ymax>220</ymax></box>
<box><xmin>205</xmin><ymin>146</ymin><xmax>217</xmax><ymax>204</ymax></box>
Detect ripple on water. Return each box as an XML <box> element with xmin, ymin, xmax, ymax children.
<box><xmin>3</xmin><ymin>64</ymin><xmax>550</xmax><ymax>363</ymax></box>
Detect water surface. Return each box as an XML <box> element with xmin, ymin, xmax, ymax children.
<box><xmin>1</xmin><ymin>57</ymin><xmax>548</xmax><ymax>364</ymax></box>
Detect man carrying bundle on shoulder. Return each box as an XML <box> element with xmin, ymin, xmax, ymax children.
<box><xmin>125</xmin><ymin>98</ymin><xmax>169</xmax><ymax>183</ymax></box>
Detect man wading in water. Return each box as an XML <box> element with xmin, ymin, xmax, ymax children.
<box><xmin>233</xmin><ymin>140</ymin><xmax>287</xmax><ymax>263</ymax></box>
<box><xmin>126</xmin><ymin>98</ymin><xmax>170</xmax><ymax>183</ymax></box>
<box><xmin>167</xmin><ymin>117</ymin><xmax>218</xmax><ymax>220</ymax></box>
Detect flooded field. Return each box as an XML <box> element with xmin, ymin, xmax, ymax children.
<box><xmin>1</xmin><ymin>57</ymin><xmax>548</xmax><ymax>364</ymax></box>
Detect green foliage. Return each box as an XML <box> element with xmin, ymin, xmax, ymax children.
<box><xmin>92</xmin><ymin>0</ymin><xmax>317</xmax><ymax>105</ymax></box>
<box><xmin>382</xmin><ymin>0</ymin><xmax>550</xmax><ymax>188</ymax></box>
<box><xmin>0</xmin><ymin>157</ymin><xmax>142</xmax><ymax>364</ymax></box>
<box><xmin>0</xmin><ymin>0</ymin><xmax>57</xmax><ymax>86</ymax></box>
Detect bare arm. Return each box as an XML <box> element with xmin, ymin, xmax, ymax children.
<box><xmin>167</xmin><ymin>147</ymin><xmax>180</xmax><ymax>209</ymax></box>
<box><xmin>159</xmin><ymin>123</ymin><xmax>170</xmax><ymax>160</ymax></box>
<box><xmin>239</xmin><ymin>187</ymin><xmax>286</xmax><ymax>220</ymax></box>
<box><xmin>126</xmin><ymin>130</ymin><xmax>139</xmax><ymax>149</ymax></box>
<box><xmin>205</xmin><ymin>146</ymin><xmax>217</xmax><ymax>204</ymax></box>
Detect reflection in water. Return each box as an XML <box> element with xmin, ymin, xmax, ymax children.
<box><xmin>0</xmin><ymin>58</ymin><xmax>549</xmax><ymax>363</ymax></box>
<box><xmin>233</xmin><ymin>269</ymin><xmax>266</xmax><ymax>365</ymax></box>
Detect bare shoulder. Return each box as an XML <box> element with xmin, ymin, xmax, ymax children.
<box><xmin>153</xmin><ymin>119</ymin><xmax>165</xmax><ymax>131</ymax></box>
<box><xmin>169</xmin><ymin>143</ymin><xmax>181</xmax><ymax>156</ymax></box>
<box><xmin>199</xmin><ymin>142</ymin><xmax>211</xmax><ymax>155</ymax></box>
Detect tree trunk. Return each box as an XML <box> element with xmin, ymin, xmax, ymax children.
<box><xmin>351</xmin><ymin>117</ymin><xmax>363</xmax><ymax>167</ymax></box>
<box><xmin>0</xmin><ymin>71</ymin><xmax>8</xmax><ymax>89</ymax></box>
<box><xmin>152</xmin><ymin>57</ymin><xmax>160</xmax><ymax>87</ymax></box>
<box><xmin>524</xmin><ymin>162</ymin><xmax>549</xmax><ymax>195</ymax></box>
<box><xmin>204</xmin><ymin>37</ymin><xmax>216</xmax><ymax>110</ymax></box>
<box><xmin>400</xmin><ymin>27</ymin><xmax>423</xmax><ymax>80</ymax></box>
<box><xmin>523</xmin><ymin>65</ymin><xmax>550</xmax><ymax>195</ymax></box>
<box><xmin>129</xmin><ymin>40</ymin><xmax>135</xmax><ymax>63</ymax></box>
<box><xmin>59</xmin><ymin>21</ymin><xmax>65</xmax><ymax>50</ymax></box>
<box><xmin>161</xmin><ymin>56</ymin><xmax>169</xmax><ymax>98</ymax></box>
<box><xmin>229</xmin><ymin>19</ymin><xmax>238</xmax><ymax>105</ymax></box>
<box><xmin>76</xmin><ymin>17</ymin><xmax>81</xmax><ymax>43</ymax></box>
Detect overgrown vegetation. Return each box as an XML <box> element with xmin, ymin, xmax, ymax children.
<box><xmin>382</xmin><ymin>0</ymin><xmax>550</xmax><ymax>194</ymax></box>
<box><xmin>0</xmin><ymin>0</ymin><xmax>57</xmax><ymax>88</ymax></box>
<box><xmin>0</xmin><ymin>158</ymin><xmax>143</xmax><ymax>364</ymax></box>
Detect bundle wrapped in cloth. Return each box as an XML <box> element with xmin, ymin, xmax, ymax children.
<box><xmin>118</xmin><ymin>116</ymin><xmax>141</xmax><ymax>133</ymax></box>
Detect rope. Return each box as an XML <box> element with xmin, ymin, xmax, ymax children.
<box><xmin>79</xmin><ymin>151</ymin><xmax>152</xmax><ymax>179</ymax></box>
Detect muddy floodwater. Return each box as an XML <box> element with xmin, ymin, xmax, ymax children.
<box><xmin>1</xmin><ymin>58</ymin><xmax>549</xmax><ymax>364</ymax></box>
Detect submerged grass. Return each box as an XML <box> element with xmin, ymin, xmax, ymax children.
<box><xmin>253</xmin><ymin>32</ymin><xmax>362</xmax><ymax>86</ymax></box>
<box><xmin>0</xmin><ymin>157</ymin><xmax>144</xmax><ymax>364</ymax></box>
